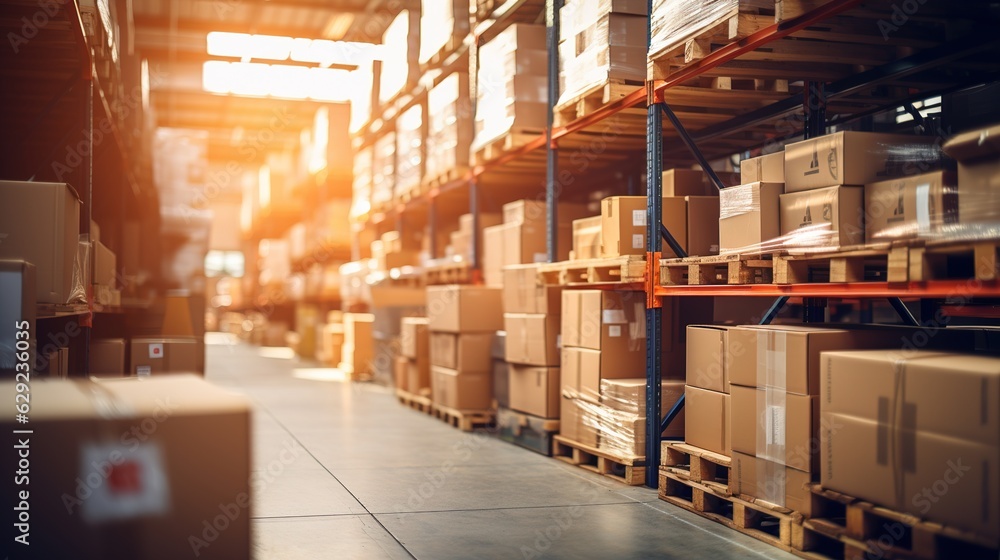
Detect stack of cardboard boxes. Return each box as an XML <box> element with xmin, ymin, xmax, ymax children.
<box><xmin>339</xmin><ymin>313</ymin><xmax>375</xmax><ymax>380</ymax></box>
<box><xmin>396</xmin><ymin>317</ymin><xmax>431</xmax><ymax>396</ymax></box>
<box><xmin>425</xmin><ymin>70</ymin><xmax>472</xmax><ymax>184</ymax></box>
<box><xmin>371</xmin><ymin>132</ymin><xmax>396</xmax><ymax>211</ymax></box>
<box><xmin>503</xmin><ymin>264</ymin><xmax>563</xmax><ymax>421</ymax></box>
<box><xmin>319</xmin><ymin>312</ymin><xmax>345</xmax><ymax>366</ymax></box>
<box><xmin>448</xmin><ymin>212</ymin><xmax>502</xmax><ymax>263</ymax></box>
<box><xmin>596</xmin><ymin>189</ymin><xmax>719</xmax><ymax>261</ymax></box>
<box><xmin>427</xmin><ymin>285</ymin><xmax>502</xmax><ymax>411</ymax></box>
<box><xmin>372</xmin><ymin>231</ymin><xmax>420</xmax><ymax>271</ymax></box>
<box><xmin>395</xmin><ymin>103</ymin><xmax>425</xmax><ymax>202</ymax></box>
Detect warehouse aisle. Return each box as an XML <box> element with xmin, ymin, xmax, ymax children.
<box><xmin>205</xmin><ymin>334</ymin><xmax>796</xmax><ymax>560</ymax></box>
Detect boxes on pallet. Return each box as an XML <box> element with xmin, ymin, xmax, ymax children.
<box><xmin>503</xmin><ymin>313</ymin><xmax>561</xmax><ymax>366</ymax></box>
<box><xmin>685</xmin><ymin>386</ymin><xmax>730</xmax><ymax>457</ymax></box>
<box><xmin>663</xmin><ymin>168</ymin><xmax>717</xmax><ymax>197</ymax></box>
<box><xmin>340</xmin><ymin>313</ymin><xmax>375</xmax><ymax>377</ymax></box>
<box><xmin>431</xmin><ymin>366</ymin><xmax>493</xmax><ymax>410</ymax></box>
<box><xmin>0</xmin><ymin>375</ymin><xmax>251</xmax><ymax>558</ymax></box>
<box><xmin>600</xmin><ymin>195</ymin><xmax>720</xmax><ymax>258</ymax></box>
<box><xmin>484</xmin><ymin>200</ymin><xmax>592</xmax><ymax>275</ymax></box>
<box><xmin>394</xmin><ymin>355</ymin><xmax>409</xmax><ymax>391</ymax></box>
<box><xmin>400</xmin><ymin>317</ymin><xmax>429</xmax><ymax>359</ymax></box>
<box><xmin>429</xmin><ymin>332</ymin><xmax>493</xmax><ymax>372</ymax></box>
<box><xmin>320</xmin><ymin>322</ymin><xmax>344</xmax><ymax>366</ymax></box>
<box><xmin>779</xmin><ymin>185</ymin><xmax>864</xmax><ymax>249</ymax></box>
<box><xmin>729</xmin><ymin>385</ymin><xmax>819</xmax><ymax>473</ymax></box>
<box><xmin>685</xmin><ymin>325</ymin><xmax>742</xmax><ymax>393</ymax></box>
<box><xmin>864</xmin><ymin>170</ymin><xmax>958</xmax><ymax>241</ymax></box>
<box><xmin>821</xmin><ymin>350</ymin><xmax>1000</xmax><ymax>539</ymax></box>
<box><xmin>483</xmin><ymin>225</ymin><xmax>506</xmax><ymax>287</ymax></box>
<box><xmin>90</xmin><ymin>338</ymin><xmax>125</xmax><ymax>375</ymax></box>
<box><xmin>129</xmin><ymin>337</ymin><xmax>199</xmax><ymax>377</ymax></box>
<box><xmin>729</xmin><ymin>451</ymin><xmax>814</xmax><ymax>515</ymax></box>
<box><xmin>719</xmin><ymin>182</ymin><xmax>783</xmax><ymax>254</ymax></box>
<box><xmin>598</xmin><ymin>378</ymin><xmax>685</xmax><ymax>457</ymax></box>
<box><xmin>502</xmin><ymin>264</ymin><xmax>563</xmax><ymax>315</ymax></box>
<box><xmin>740</xmin><ymin>152</ymin><xmax>785</xmax><ymax>184</ymax></box>
<box><xmin>395</xmin><ymin>104</ymin><xmax>424</xmax><ymax>200</ymax></box>
<box><xmin>372</xmin><ymin>133</ymin><xmax>396</xmax><ymax>209</ymax></box>
<box><xmin>508</xmin><ymin>365</ymin><xmax>560</xmax><ymax>418</ymax></box>
<box><xmin>450</xmin><ymin>212</ymin><xmax>502</xmax><ymax>263</ymax></box>
<box><xmin>571</xmin><ymin>216</ymin><xmax>602</xmax><ymax>260</ymax></box>
<box><xmin>426</xmin><ymin>71</ymin><xmax>473</xmax><ymax>183</ymax></box>
<box><xmin>379</xmin><ymin>9</ymin><xmax>419</xmax><ymax>104</ymax></box>
<box><xmin>561</xmin><ymin>290</ymin><xmax>646</xmax><ymax>369</ymax></box>
<box><xmin>560</xmin><ymin>347</ymin><xmax>600</xmax><ymax>447</ymax></box>
<box><xmin>0</xmin><ymin>181</ymin><xmax>81</xmax><ymax>304</ymax></box>
<box><xmin>783</xmin><ymin>131</ymin><xmax>942</xmax><ymax>193</ymax></box>
<box><xmin>943</xmin><ymin>123</ymin><xmax>1000</xmax><ymax>228</ymax></box>
<box><xmin>426</xmin><ymin>285</ymin><xmax>503</xmax><ymax>333</ymax></box>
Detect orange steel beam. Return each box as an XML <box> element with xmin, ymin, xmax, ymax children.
<box><xmin>653</xmin><ymin>281</ymin><xmax>1000</xmax><ymax>299</ymax></box>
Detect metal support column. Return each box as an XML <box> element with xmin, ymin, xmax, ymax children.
<box><xmin>545</xmin><ymin>0</ymin><xmax>562</xmax><ymax>263</ymax></box>
<box><xmin>645</xmin><ymin>96</ymin><xmax>664</xmax><ymax>489</ymax></box>
<box><xmin>804</xmin><ymin>81</ymin><xmax>827</xmax><ymax>139</ymax></box>
<box><xmin>470</xmin><ymin>178</ymin><xmax>480</xmax><ymax>270</ymax></box>
<box><xmin>888</xmin><ymin>297</ymin><xmax>919</xmax><ymax>326</ymax></box>
<box><xmin>81</xmin><ymin>78</ymin><xmax>93</xmax><ymax>375</ymax></box>
<box><xmin>428</xmin><ymin>197</ymin><xmax>438</xmax><ymax>258</ymax></box>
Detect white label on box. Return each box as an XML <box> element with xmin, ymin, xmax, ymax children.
<box><xmin>766</xmin><ymin>405</ymin><xmax>786</xmax><ymax>447</ymax></box>
<box><xmin>632</xmin><ymin>210</ymin><xmax>646</xmax><ymax>227</ymax></box>
<box><xmin>148</xmin><ymin>343</ymin><xmax>164</xmax><ymax>359</ymax></box>
<box><xmin>533</xmin><ymin>253</ymin><xmax>548</xmax><ymax>263</ymax></box>
<box><xmin>80</xmin><ymin>442</ymin><xmax>171</xmax><ymax>523</ymax></box>
<box><xmin>136</xmin><ymin>366</ymin><xmax>151</xmax><ymax>377</ymax></box>
<box><xmin>602</xmin><ymin>310</ymin><xmax>626</xmax><ymax>324</ymax></box>
<box><xmin>609</xmin><ymin>325</ymin><xmax>622</xmax><ymax>337</ymax></box>
<box><xmin>916</xmin><ymin>182</ymin><xmax>930</xmax><ymax>233</ymax></box>
<box><xmin>632</xmin><ymin>234</ymin><xmax>644</xmax><ymax>249</ymax></box>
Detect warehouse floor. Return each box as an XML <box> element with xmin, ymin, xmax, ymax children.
<box><xmin>205</xmin><ymin>333</ymin><xmax>796</xmax><ymax>559</ymax></box>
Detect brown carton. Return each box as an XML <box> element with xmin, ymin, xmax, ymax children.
<box><xmin>783</xmin><ymin>131</ymin><xmax>940</xmax><ymax>192</ymax></box>
<box><xmin>600</xmin><ymin>196</ymin><xmax>687</xmax><ymax>258</ymax></box>
<box><xmin>431</xmin><ymin>366</ymin><xmax>492</xmax><ymax>410</ymax></box>
<box><xmin>429</xmin><ymin>332</ymin><xmax>493</xmax><ymax>372</ymax></box>
<box><xmin>571</xmin><ymin>216</ymin><xmax>602</xmax><ymax>260</ymax></box>
<box><xmin>662</xmin><ymin>168</ymin><xmax>713</xmax><ymax>197</ymax></box>
<box><xmin>730</xmin><ymin>385</ymin><xmax>819</xmax><ymax>473</ymax></box>
<box><xmin>719</xmin><ymin>182</ymin><xmax>783</xmax><ymax>254</ymax></box>
<box><xmin>865</xmin><ymin>170</ymin><xmax>958</xmax><ymax>241</ymax></box>
<box><xmin>0</xmin><ymin>376</ymin><xmax>251</xmax><ymax>559</ymax></box>
<box><xmin>340</xmin><ymin>313</ymin><xmax>375</xmax><ymax>377</ymax></box>
<box><xmin>394</xmin><ymin>356</ymin><xmax>409</xmax><ymax>390</ymax></box>
<box><xmin>728</xmin><ymin>325</ymin><xmax>905</xmax><ymax>396</ymax></box>
<box><xmin>685</xmin><ymin>196</ymin><xmax>721</xmax><ymax>257</ymax></box>
<box><xmin>686</xmin><ymin>325</ymin><xmax>742</xmax><ymax>393</ymax></box>
<box><xmin>406</xmin><ymin>357</ymin><xmax>432</xmax><ymax>395</ymax></box>
<box><xmin>426</xmin><ymin>285</ymin><xmax>503</xmax><ymax>333</ymax></box>
<box><xmin>685</xmin><ymin>386</ymin><xmax>730</xmax><ymax>457</ymax></box>
<box><xmin>779</xmin><ymin>186</ymin><xmax>864</xmax><ymax>249</ymax></box>
<box><xmin>561</xmin><ymin>290</ymin><xmax>645</xmax><ymax>374</ymax></box>
<box><xmin>509</xmin><ymin>365</ymin><xmax>560</xmax><ymax>418</ymax></box>
<box><xmin>129</xmin><ymin>337</ymin><xmax>199</xmax><ymax>377</ymax></box>
<box><xmin>729</xmin><ymin>451</ymin><xmax>813</xmax><ymax>516</ymax></box>
<box><xmin>502</xmin><ymin>264</ymin><xmax>563</xmax><ymax>315</ymax></box>
<box><xmin>483</xmin><ymin>224</ymin><xmax>505</xmax><ymax>287</ymax></box>
<box><xmin>502</xmin><ymin>199</ymin><xmax>591</xmax><ymax>226</ymax></box>
<box><xmin>90</xmin><ymin>338</ymin><xmax>125</xmax><ymax>375</ymax></box>
<box><xmin>400</xmin><ymin>317</ymin><xmax>429</xmax><ymax>359</ymax></box>
<box><xmin>560</xmin><ymin>347</ymin><xmax>601</xmax><ymax>447</ymax></box>
<box><xmin>822</xmin><ymin>350</ymin><xmax>1000</xmax><ymax>539</ymax></box>
<box><xmin>600</xmin><ymin>378</ymin><xmax>685</xmax><ymax>439</ymax></box>
<box><xmin>942</xmin><ymin>123</ymin><xmax>1000</xmax><ymax>225</ymax></box>
<box><xmin>504</xmin><ymin>313</ymin><xmax>560</xmax><ymax>366</ymax></box>
<box><xmin>740</xmin><ymin>152</ymin><xmax>785</xmax><ymax>184</ymax></box>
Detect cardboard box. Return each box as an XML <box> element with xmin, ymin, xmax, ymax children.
<box><xmin>740</xmin><ymin>152</ymin><xmax>785</xmax><ymax>184</ymax></box>
<box><xmin>93</xmin><ymin>240</ymin><xmax>116</xmax><ymax>287</ymax></box>
<box><xmin>407</xmin><ymin>358</ymin><xmax>432</xmax><ymax>395</ymax></box>
<box><xmin>561</xmin><ymin>290</ymin><xmax>645</xmax><ymax>372</ymax></box>
<box><xmin>685</xmin><ymin>196</ymin><xmax>720</xmax><ymax>257</ymax></box>
<box><xmin>727</xmin><ymin>325</ymin><xmax>904</xmax><ymax>396</ymax></box>
<box><xmin>942</xmin><ymin>123</ymin><xmax>1000</xmax><ymax>225</ymax></box>
<box><xmin>729</xmin><ymin>451</ymin><xmax>813</xmax><ymax>515</ymax></box>
<box><xmin>663</xmin><ymin>169</ymin><xmax>713</xmax><ymax>197</ymax></box>
<box><xmin>426</xmin><ymin>285</ymin><xmax>503</xmax><ymax>332</ymax></box>
<box><xmin>779</xmin><ymin>186</ymin><xmax>864</xmax><ymax>249</ymax></box>
<box><xmin>502</xmin><ymin>221</ymin><xmax>553</xmax><ymax>265</ymax></box>
<box><xmin>685</xmin><ymin>386</ymin><xmax>730</xmax><ymax>457</ymax></box>
<box><xmin>394</xmin><ymin>355</ymin><xmax>409</xmax><ymax>390</ymax></box>
<box><xmin>560</xmin><ymin>347</ymin><xmax>601</xmax><ymax>447</ymax></box>
<box><xmin>865</xmin><ymin>170</ymin><xmax>958</xmax><ymax>241</ymax></box>
<box><xmin>90</xmin><ymin>338</ymin><xmax>125</xmax><ymax>375</ymax></box>
<box><xmin>508</xmin><ymin>365</ymin><xmax>560</xmax><ymax>418</ymax></box>
<box><xmin>340</xmin><ymin>313</ymin><xmax>375</xmax><ymax>377</ymax></box>
<box><xmin>0</xmin><ymin>375</ymin><xmax>251</xmax><ymax>559</ymax></box>
<box><xmin>129</xmin><ymin>337</ymin><xmax>199</xmax><ymax>377</ymax></box>
<box><xmin>600</xmin><ymin>196</ymin><xmax>687</xmax><ymax>258</ymax></box>
<box><xmin>0</xmin><ymin>181</ymin><xmax>81</xmax><ymax>303</ymax></box>
<box><xmin>429</xmin><ymin>332</ymin><xmax>493</xmax><ymax>372</ymax></box>
<box><xmin>600</xmin><ymin>378</ymin><xmax>685</xmax><ymax>439</ymax></box>
<box><xmin>504</xmin><ymin>313</ymin><xmax>560</xmax><ymax>366</ymax></box>
<box><xmin>483</xmin><ymin>224</ymin><xmax>505</xmax><ymax>287</ymax></box>
<box><xmin>400</xmin><ymin>317</ymin><xmax>429</xmax><ymax>359</ymax></box>
<box><xmin>502</xmin><ymin>264</ymin><xmax>563</xmax><ymax>315</ymax></box>
<box><xmin>719</xmin><ymin>182</ymin><xmax>783</xmax><ymax>253</ymax></box>
<box><xmin>784</xmin><ymin>131</ymin><xmax>940</xmax><ymax>192</ymax></box>
<box><xmin>571</xmin><ymin>216</ymin><xmax>602</xmax><ymax>260</ymax></box>
<box><xmin>685</xmin><ymin>325</ymin><xmax>743</xmax><ymax>393</ymax></box>
<box><xmin>502</xmin><ymin>200</ymin><xmax>590</xmax><ymax>227</ymax></box>
<box><xmin>821</xmin><ymin>350</ymin><xmax>1000</xmax><ymax>539</ymax></box>
<box><xmin>730</xmin><ymin>385</ymin><xmax>819</xmax><ymax>473</ymax></box>
<box><xmin>431</xmin><ymin>366</ymin><xmax>492</xmax><ymax>410</ymax></box>
<box><xmin>321</xmin><ymin>323</ymin><xmax>344</xmax><ymax>366</ymax></box>
<box><xmin>493</xmin><ymin>359</ymin><xmax>509</xmax><ymax>408</ymax></box>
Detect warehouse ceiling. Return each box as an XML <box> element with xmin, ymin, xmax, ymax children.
<box><xmin>133</xmin><ymin>0</ymin><xmax>411</xmax><ymax>161</ymax></box>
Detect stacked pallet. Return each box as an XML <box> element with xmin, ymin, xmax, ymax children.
<box><xmin>424</xmin><ymin>70</ymin><xmax>473</xmax><ymax>189</ymax></box>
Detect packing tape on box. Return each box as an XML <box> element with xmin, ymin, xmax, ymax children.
<box><xmin>877</xmin><ymin>359</ymin><xmax>919</xmax><ymax>509</ymax></box>
<box><xmin>756</xmin><ymin>330</ymin><xmax>787</xmax><ymax>507</ymax></box>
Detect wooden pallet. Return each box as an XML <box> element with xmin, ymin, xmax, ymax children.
<box><xmin>906</xmin><ymin>238</ymin><xmax>1000</xmax><ymax>282</ymax></box>
<box><xmin>554</xmin><ymin>78</ymin><xmax>644</xmax><ymax>127</ymax></box>
<box><xmin>472</xmin><ymin>128</ymin><xmax>543</xmax><ymax>165</ymax></box>
<box><xmin>772</xmin><ymin>243</ymin><xmax>908</xmax><ymax>284</ymax></box>
<box><xmin>537</xmin><ymin>256</ymin><xmax>646</xmax><ymax>286</ymax></box>
<box><xmin>551</xmin><ymin>435</ymin><xmax>645</xmax><ymax>486</ymax></box>
<box><xmin>660</xmin><ymin>253</ymin><xmax>775</xmax><ymax>285</ymax></box>
<box><xmin>497</xmin><ymin>408</ymin><xmax>559</xmax><ymax>456</ymax></box>
<box><xmin>659</xmin><ymin>469</ymin><xmax>800</xmax><ymax>552</ymax></box>
<box><xmin>660</xmin><ymin>442</ymin><xmax>732</xmax><ymax>488</ymax></box>
<box><xmin>432</xmin><ymin>404</ymin><xmax>495</xmax><ymax>432</ymax></box>
<box><xmin>396</xmin><ymin>388</ymin><xmax>433</xmax><ymax>414</ymax></box>
<box><xmin>421</xmin><ymin>165</ymin><xmax>469</xmax><ymax>190</ymax></box>
<box><xmin>423</xmin><ymin>261</ymin><xmax>473</xmax><ymax>285</ymax></box>
<box><xmin>791</xmin><ymin>484</ymin><xmax>999</xmax><ymax>560</ymax></box>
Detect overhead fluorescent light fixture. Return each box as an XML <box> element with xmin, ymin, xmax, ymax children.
<box><xmin>207</xmin><ymin>31</ymin><xmax>382</xmax><ymax>66</ymax></box>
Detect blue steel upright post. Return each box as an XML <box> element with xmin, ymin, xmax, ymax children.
<box><xmin>546</xmin><ymin>0</ymin><xmax>561</xmax><ymax>263</ymax></box>
<box><xmin>644</xmin><ymin>78</ymin><xmax>664</xmax><ymax>489</ymax></box>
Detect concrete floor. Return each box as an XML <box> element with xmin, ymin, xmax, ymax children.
<box><xmin>206</xmin><ymin>333</ymin><xmax>796</xmax><ymax>559</ymax></box>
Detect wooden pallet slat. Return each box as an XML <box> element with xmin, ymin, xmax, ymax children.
<box><xmin>472</xmin><ymin>128</ymin><xmax>544</xmax><ymax>166</ymax></box>
<box><xmin>421</xmin><ymin>165</ymin><xmax>469</xmax><ymax>191</ymax></box>
<box><xmin>552</xmin><ymin>435</ymin><xmax>645</xmax><ymax>486</ymax></box>
<box><xmin>423</xmin><ymin>261</ymin><xmax>474</xmax><ymax>285</ymax></box>
<box><xmin>908</xmin><ymin>239</ymin><xmax>1000</xmax><ymax>282</ymax></box>
<box><xmin>537</xmin><ymin>256</ymin><xmax>646</xmax><ymax>286</ymax></box>
<box><xmin>660</xmin><ymin>253</ymin><xmax>775</xmax><ymax>286</ymax></box>
<box><xmin>660</xmin><ymin>442</ymin><xmax>732</xmax><ymax>490</ymax></box>
<box><xmin>396</xmin><ymin>388</ymin><xmax>434</xmax><ymax>414</ymax></box>
<box><xmin>431</xmin><ymin>404</ymin><xmax>495</xmax><ymax>432</ymax></box>
<box><xmin>773</xmin><ymin>244</ymin><xmax>900</xmax><ymax>284</ymax></box>
<box><xmin>554</xmin><ymin>78</ymin><xmax>644</xmax><ymax>127</ymax></box>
